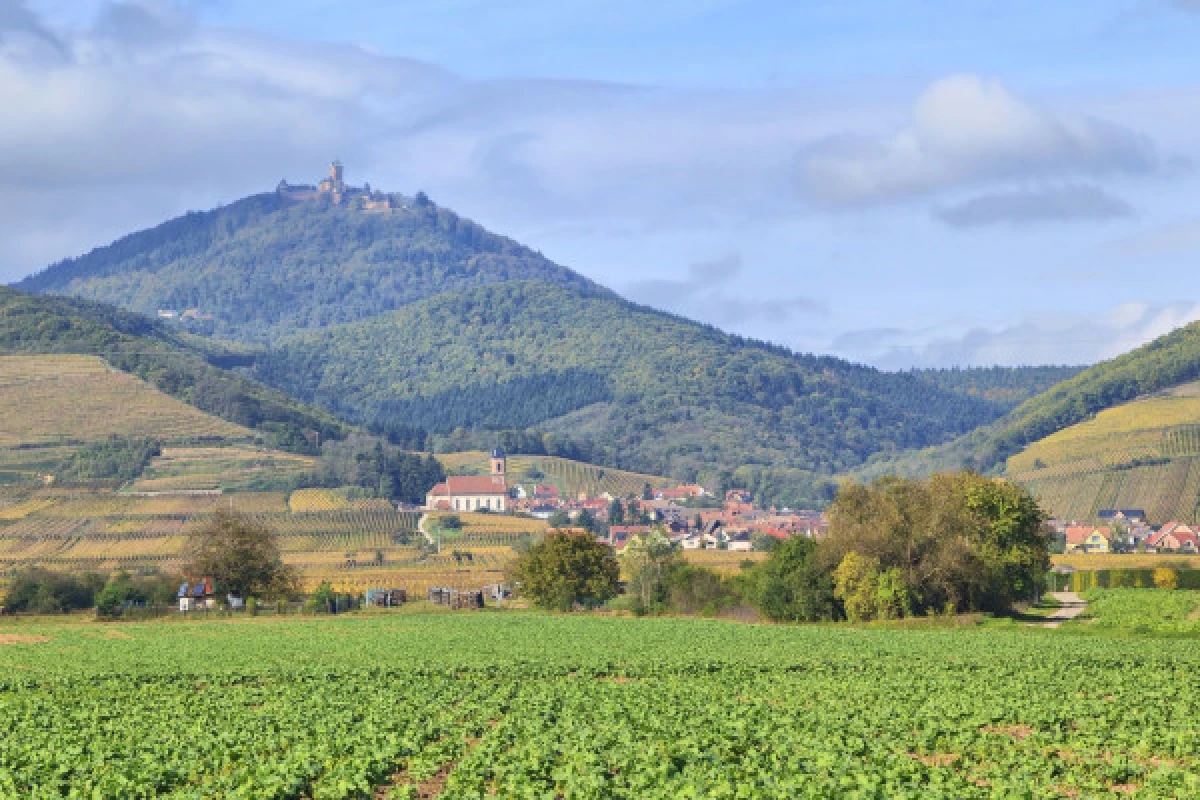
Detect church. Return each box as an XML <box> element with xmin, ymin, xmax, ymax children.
<box><xmin>425</xmin><ymin>449</ymin><xmax>511</xmax><ymax>512</ymax></box>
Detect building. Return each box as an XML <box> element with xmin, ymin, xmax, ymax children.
<box><xmin>1064</xmin><ymin>526</ymin><xmax>1111</xmax><ymax>554</ymax></box>
<box><xmin>425</xmin><ymin>448</ymin><xmax>510</xmax><ymax>512</ymax></box>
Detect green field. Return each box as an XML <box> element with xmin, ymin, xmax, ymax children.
<box><xmin>2</xmin><ymin>612</ymin><xmax>1199</xmax><ymax>798</ymax></box>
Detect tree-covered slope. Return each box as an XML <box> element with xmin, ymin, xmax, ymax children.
<box><xmin>854</xmin><ymin>320</ymin><xmax>1200</xmax><ymax>483</ymax></box>
<box><xmin>15</xmin><ymin>192</ymin><xmax>600</xmax><ymax>340</ymax></box>
<box><xmin>0</xmin><ymin>287</ymin><xmax>345</xmax><ymax>449</ymax></box>
<box><xmin>252</xmin><ymin>281</ymin><xmax>1011</xmax><ymax>505</ymax></box>
<box><xmin>911</xmin><ymin>365</ymin><xmax>1083</xmax><ymax>411</ymax></box>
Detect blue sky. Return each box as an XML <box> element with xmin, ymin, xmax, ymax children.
<box><xmin>5</xmin><ymin>0</ymin><xmax>1200</xmax><ymax>367</ymax></box>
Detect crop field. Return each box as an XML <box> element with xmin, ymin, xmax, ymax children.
<box><xmin>0</xmin><ymin>355</ymin><xmax>249</xmax><ymax>448</ymax></box>
<box><xmin>2</xmin><ymin>614</ymin><xmax>1199</xmax><ymax>798</ymax></box>
<box><xmin>1077</xmin><ymin>589</ymin><xmax>1200</xmax><ymax>634</ymax></box>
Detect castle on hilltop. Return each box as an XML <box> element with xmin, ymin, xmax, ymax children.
<box><xmin>276</xmin><ymin>161</ymin><xmax>399</xmax><ymax>211</ymax></box>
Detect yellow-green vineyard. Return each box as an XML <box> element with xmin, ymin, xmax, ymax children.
<box><xmin>437</xmin><ymin>451</ymin><xmax>671</xmax><ymax>498</ymax></box>
<box><xmin>1006</xmin><ymin>380</ymin><xmax>1200</xmax><ymax>523</ymax></box>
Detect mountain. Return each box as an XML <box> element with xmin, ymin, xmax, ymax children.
<box><xmin>0</xmin><ymin>286</ymin><xmax>345</xmax><ymax>451</ymax></box>
<box><xmin>16</xmin><ymin>190</ymin><xmax>599</xmax><ymax>340</ymax></box>
<box><xmin>11</xmin><ymin>180</ymin><xmax>1078</xmax><ymax>506</ymax></box>
<box><xmin>251</xmin><ymin>281</ymin><xmax>1019</xmax><ymax>506</ymax></box>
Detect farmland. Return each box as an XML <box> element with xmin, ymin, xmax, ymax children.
<box><xmin>2</xmin><ymin>612</ymin><xmax>1199</xmax><ymax>798</ymax></box>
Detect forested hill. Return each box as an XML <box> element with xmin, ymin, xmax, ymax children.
<box><xmin>912</xmin><ymin>365</ymin><xmax>1083</xmax><ymax>411</ymax></box>
<box><xmin>15</xmin><ymin>191</ymin><xmax>601</xmax><ymax>340</ymax></box>
<box><xmin>0</xmin><ymin>287</ymin><xmax>346</xmax><ymax>450</ymax></box>
<box><xmin>853</xmin><ymin>321</ymin><xmax>1200</xmax><ymax>481</ymax></box>
<box><xmin>252</xmin><ymin>281</ymin><xmax>1015</xmax><ymax>506</ymax></box>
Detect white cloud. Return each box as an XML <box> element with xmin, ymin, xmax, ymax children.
<box><xmin>797</xmin><ymin>75</ymin><xmax>1158</xmax><ymax>207</ymax></box>
<box><xmin>836</xmin><ymin>301</ymin><xmax>1200</xmax><ymax>369</ymax></box>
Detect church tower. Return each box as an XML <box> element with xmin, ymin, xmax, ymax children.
<box><xmin>490</xmin><ymin>448</ymin><xmax>507</xmax><ymax>485</ymax></box>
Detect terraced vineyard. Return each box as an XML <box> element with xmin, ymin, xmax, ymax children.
<box><xmin>131</xmin><ymin>446</ymin><xmax>317</xmax><ymax>492</ymax></box>
<box><xmin>1006</xmin><ymin>381</ymin><xmax>1200</xmax><ymax>523</ymax></box>
<box><xmin>2</xmin><ymin>613</ymin><xmax>1199</xmax><ymax>798</ymax></box>
<box><xmin>0</xmin><ymin>489</ymin><xmax>425</xmax><ymax>588</ymax></box>
<box><xmin>0</xmin><ymin>355</ymin><xmax>250</xmax><ymax>449</ymax></box>
<box><xmin>437</xmin><ymin>452</ymin><xmax>671</xmax><ymax>498</ymax></box>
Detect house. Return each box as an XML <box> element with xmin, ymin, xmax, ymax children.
<box><xmin>1146</xmin><ymin>522</ymin><xmax>1199</xmax><ymax>553</ymax></box>
<box><xmin>178</xmin><ymin>578</ymin><xmax>217</xmax><ymax>611</ymax></box>
<box><xmin>1064</xmin><ymin>526</ymin><xmax>1110</xmax><ymax>554</ymax></box>
<box><xmin>726</xmin><ymin>531</ymin><xmax>753</xmax><ymax>552</ymax></box>
<box><xmin>426</xmin><ymin>449</ymin><xmax>510</xmax><ymax>512</ymax></box>
<box><xmin>1098</xmin><ymin>509</ymin><xmax>1147</xmax><ymax>523</ymax></box>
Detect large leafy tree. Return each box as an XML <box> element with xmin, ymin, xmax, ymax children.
<box><xmin>183</xmin><ymin>511</ymin><xmax>297</xmax><ymax>599</ymax></box>
<box><xmin>746</xmin><ymin>535</ymin><xmax>838</xmax><ymax>623</ymax></box>
<box><xmin>511</xmin><ymin>531</ymin><xmax>619</xmax><ymax>611</ymax></box>
<box><xmin>822</xmin><ymin>472</ymin><xmax>1048</xmax><ymax>614</ymax></box>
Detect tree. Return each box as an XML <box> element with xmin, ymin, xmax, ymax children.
<box><xmin>511</xmin><ymin>531</ymin><xmax>619</xmax><ymax>611</ymax></box>
<box><xmin>183</xmin><ymin>511</ymin><xmax>297</xmax><ymax>599</ymax></box>
<box><xmin>1153</xmin><ymin>566</ymin><xmax>1179</xmax><ymax>590</ymax></box>
<box><xmin>822</xmin><ymin>473</ymin><xmax>1049</xmax><ymax>614</ymax></box>
<box><xmin>622</xmin><ymin>527</ymin><xmax>676</xmax><ymax>613</ymax></box>
<box><xmin>576</xmin><ymin>509</ymin><xmax>598</xmax><ymax>533</ymax></box>
<box><xmin>833</xmin><ymin>552</ymin><xmax>881</xmax><ymax>622</ymax></box>
<box><xmin>548</xmin><ymin>510</ymin><xmax>572</xmax><ymax>528</ymax></box>
<box><xmin>746</xmin><ymin>535</ymin><xmax>838</xmax><ymax>623</ymax></box>
<box><xmin>609</xmin><ymin>498</ymin><xmax>625</xmax><ymax>525</ymax></box>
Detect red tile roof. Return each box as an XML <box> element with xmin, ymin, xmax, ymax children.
<box><xmin>428</xmin><ymin>476</ymin><xmax>508</xmax><ymax>496</ymax></box>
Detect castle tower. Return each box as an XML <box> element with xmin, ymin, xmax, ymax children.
<box><xmin>329</xmin><ymin>160</ymin><xmax>345</xmax><ymax>191</ymax></box>
<box><xmin>490</xmin><ymin>448</ymin><xmax>507</xmax><ymax>484</ymax></box>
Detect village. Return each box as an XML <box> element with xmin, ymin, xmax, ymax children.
<box><xmin>424</xmin><ymin>448</ymin><xmax>826</xmax><ymax>555</ymax></box>
<box><xmin>1049</xmin><ymin>510</ymin><xmax>1200</xmax><ymax>554</ymax></box>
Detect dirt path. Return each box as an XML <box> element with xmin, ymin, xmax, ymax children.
<box><xmin>1041</xmin><ymin>592</ymin><xmax>1088</xmax><ymax>628</ymax></box>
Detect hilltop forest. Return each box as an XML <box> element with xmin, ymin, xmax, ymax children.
<box><xmin>14</xmin><ymin>184</ymin><xmax>1084</xmax><ymax>506</ymax></box>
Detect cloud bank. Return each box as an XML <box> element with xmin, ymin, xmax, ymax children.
<box><xmin>796</xmin><ymin>75</ymin><xmax>1157</xmax><ymax>207</ymax></box>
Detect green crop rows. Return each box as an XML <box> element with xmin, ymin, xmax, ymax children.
<box><xmin>1</xmin><ymin>613</ymin><xmax>1199</xmax><ymax>798</ymax></box>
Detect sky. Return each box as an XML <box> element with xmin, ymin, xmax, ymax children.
<box><xmin>3</xmin><ymin>1</ymin><xmax>1200</xmax><ymax>369</ymax></box>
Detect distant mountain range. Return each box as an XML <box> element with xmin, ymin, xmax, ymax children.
<box><xmin>12</xmin><ymin>175</ymin><xmax>1083</xmax><ymax>505</ymax></box>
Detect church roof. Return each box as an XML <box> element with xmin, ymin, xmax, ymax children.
<box><xmin>491</xmin><ymin>447</ymin><xmax>506</xmax><ymax>459</ymax></box>
<box><xmin>428</xmin><ymin>475</ymin><xmax>508</xmax><ymax>496</ymax></box>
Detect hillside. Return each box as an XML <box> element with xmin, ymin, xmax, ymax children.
<box><xmin>854</xmin><ymin>320</ymin><xmax>1200</xmax><ymax>483</ymax></box>
<box><xmin>11</xmin><ymin>182</ymin><xmax>1078</xmax><ymax>507</ymax></box>
<box><xmin>0</xmin><ymin>286</ymin><xmax>346</xmax><ymax>451</ymax></box>
<box><xmin>253</xmin><ymin>281</ymin><xmax>1011</xmax><ymax>506</ymax></box>
<box><xmin>1005</xmin><ymin>380</ymin><xmax>1200</xmax><ymax>523</ymax></box>
<box><xmin>15</xmin><ymin>190</ymin><xmax>601</xmax><ymax>340</ymax></box>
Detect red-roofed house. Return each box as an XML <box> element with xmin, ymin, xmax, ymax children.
<box><xmin>1146</xmin><ymin>522</ymin><xmax>1199</xmax><ymax>553</ymax></box>
<box><xmin>426</xmin><ymin>450</ymin><xmax>511</xmax><ymax>512</ymax></box>
<box><xmin>1064</xmin><ymin>526</ymin><xmax>1111</xmax><ymax>554</ymax></box>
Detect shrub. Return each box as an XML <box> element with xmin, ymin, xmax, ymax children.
<box><xmin>1153</xmin><ymin>567</ymin><xmax>1180</xmax><ymax>590</ymax></box>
